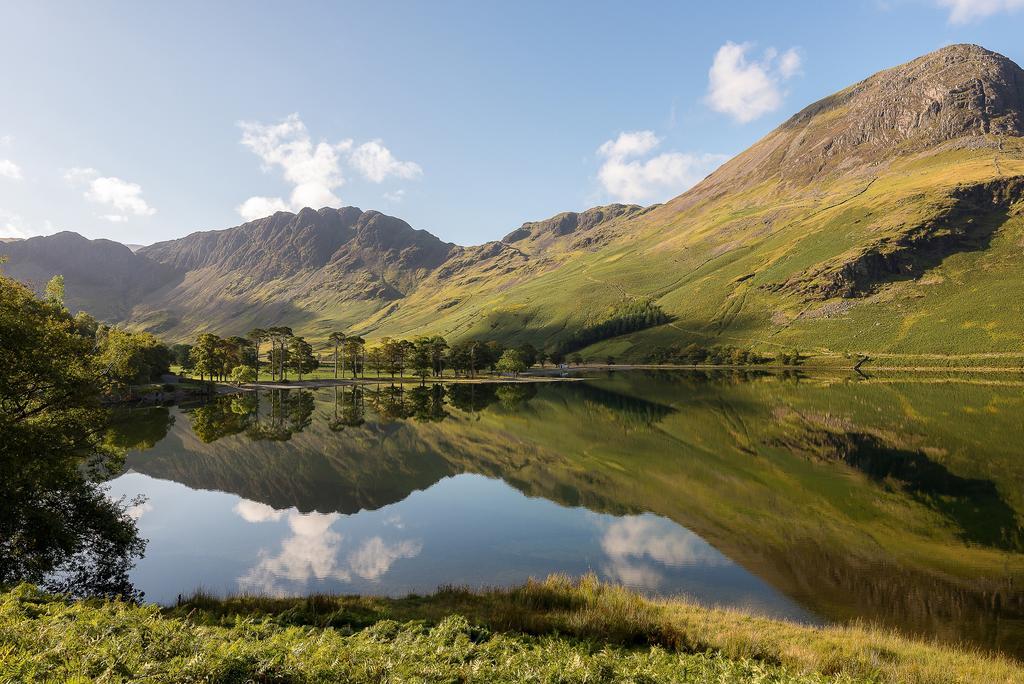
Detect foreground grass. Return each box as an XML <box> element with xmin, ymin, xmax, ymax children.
<box><xmin>3</xmin><ymin>577</ymin><xmax>1021</xmax><ymax>683</ymax></box>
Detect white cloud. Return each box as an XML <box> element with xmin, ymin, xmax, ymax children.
<box><xmin>598</xmin><ymin>130</ymin><xmax>661</xmax><ymax>159</ymax></box>
<box><xmin>64</xmin><ymin>167</ymin><xmax>156</xmax><ymax>222</ymax></box>
<box><xmin>0</xmin><ymin>211</ymin><xmax>54</xmax><ymax>239</ymax></box>
<box><xmin>597</xmin><ymin>131</ymin><xmax>727</xmax><ymax>203</ymax></box>
<box><xmin>236</xmin><ymin>196</ymin><xmax>291</xmax><ymax>222</ymax></box>
<box><xmin>237</xmin><ymin>113</ymin><xmax>352</xmax><ymax>221</ymax></box>
<box><xmin>706</xmin><ymin>42</ymin><xmax>802</xmax><ymax>123</ymax></box>
<box><xmin>350</xmin><ymin>140</ymin><xmax>423</xmax><ymax>183</ymax></box>
<box><xmin>778</xmin><ymin>48</ymin><xmax>802</xmax><ymax>79</ymax></box>
<box><xmin>938</xmin><ymin>0</ymin><xmax>1024</xmax><ymax>22</ymax></box>
<box><xmin>382</xmin><ymin>189</ymin><xmax>406</xmax><ymax>203</ymax></box>
<box><xmin>0</xmin><ymin>135</ymin><xmax>12</xmax><ymax>146</ymax></box>
<box><xmin>0</xmin><ymin>211</ymin><xmax>31</xmax><ymax>239</ymax></box>
<box><xmin>0</xmin><ymin>160</ymin><xmax>22</xmax><ymax>180</ymax></box>
<box><xmin>236</xmin><ymin>114</ymin><xmax>422</xmax><ymax>221</ymax></box>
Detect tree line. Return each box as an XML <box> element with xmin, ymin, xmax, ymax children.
<box><xmin>174</xmin><ymin>328</ymin><xmax>580</xmax><ymax>383</ymax></box>
<box><xmin>551</xmin><ymin>299</ymin><xmax>669</xmax><ymax>358</ymax></box>
<box><xmin>645</xmin><ymin>343</ymin><xmax>802</xmax><ymax>366</ymax></box>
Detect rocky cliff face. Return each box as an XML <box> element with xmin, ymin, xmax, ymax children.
<box><xmin>663</xmin><ymin>44</ymin><xmax>1024</xmax><ymax>215</ymax></box>
<box><xmin>140</xmin><ymin>207</ymin><xmax>457</xmax><ymax>288</ymax></box>
<box><xmin>501</xmin><ymin>204</ymin><xmax>645</xmax><ymax>254</ymax></box>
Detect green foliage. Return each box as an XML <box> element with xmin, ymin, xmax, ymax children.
<box><xmin>0</xmin><ymin>273</ymin><xmax>143</xmax><ymax>597</ymax></box>
<box><xmin>495</xmin><ymin>348</ymin><xmax>527</xmax><ymax>376</ymax></box>
<box><xmin>43</xmin><ymin>274</ymin><xmax>64</xmax><ymax>308</ymax></box>
<box><xmin>411</xmin><ymin>336</ymin><xmax>434</xmax><ymax>381</ymax></box>
<box><xmin>228</xmin><ymin>365</ymin><xmax>257</xmax><ymax>384</ymax></box>
<box><xmin>553</xmin><ymin>299</ymin><xmax>669</xmax><ymax>357</ymax></box>
<box><xmin>646</xmin><ymin>343</ymin><xmax>772</xmax><ymax>366</ymax></box>
<box><xmin>96</xmin><ymin>326</ymin><xmax>172</xmax><ymax>390</ymax></box>
<box><xmin>517</xmin><ymin>343</ymin><xmax>539</xmax><ymax>368</ymax></box>
<box><xmin>287</xmin><ymin>336</ymin><xmax>317</xmax><ymax>380</ymax></box>
<box><xmin>3</xmin><ymin>578</ymin><xmax>1020</xmax><ymax>683</ymax></box>
<box><xmin>169</xmin><ymin>342</ymin><xmax>192</xmax><ymax>369</ymax></box>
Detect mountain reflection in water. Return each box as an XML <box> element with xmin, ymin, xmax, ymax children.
<box><xmin>106</xmin><ymin>371</ymin><xmax>1024</xmax><ymax>657</ymax></box>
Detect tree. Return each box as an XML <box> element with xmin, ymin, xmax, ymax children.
<box><xmin>43</xmin><ymin>274</ymin><xmax>65</xmax><ymax>308</ymax></box>
<box><xmin>0</xmin><ymin>272</ymin><xmax>144</xmax><ymax>598</ymax></box>
<box><xmin>229</xmin><ymin>365</ymin><xmax>257</xmax><ymax>384</ymax></box>
<box><xmin>247</xmin><ymin>328</ymin><xmax>267</xmax><ymax>379</ymax></box>
<box><xmin>190</xmin><ymin>333</ymin><xmax>221</xmax><ymax>382</ymax></box>
<box><xmin>429</xmin><ymin>336</ymin><xmax>449</xmax><ymax>377</ymax></box>
<box><xmin>96</xmin><ymin>327</ymin><xmax>172</xmax><ymax>395</ymax></box>
<box><xmin>344</xmin><ymin>335</ymin><xmax>365</xmax><ymax>378</ymax></box>
<box><xmin>170</xmin><ymin>343</ymin><xmax>193</xmax><ymax>371</ymax></box>
<box><xmin>483</xmin><ymin>340</ymin><xmax>505</xmax><ymax>372</ymax></box>
<box><xmin>517</xmin><ymin>343</ymin><xmax>538</xmax><ymax>369</ymax></box>
<box><xmin>267</xmin><ymin>326</ymin><xmax>293</xmax><ymax>381</ymax></box>
<box><xmin>570</xmin><ymin>353</ymin><xmax>583</xmax><ymax>366</ymax></box>
<box><xmin>495</xmin><ymin>348</ymin><xmax>526</xmax><ymax>377</ymax></box>
<box><xmin>328</xmin><ymin>331</ymin><xmax>346</xmax><ymax>379</ymax></box>
<box><xmin>366</xmin><ymin>344</ymin><xmax>384</xmax><ymax>378</ymax></box>
<box><xmin>411</xmin><ymin>337</ymin><xmax>434</xmax><ymax>384</ymax></box>
<box><xmin>73</xmin><ymin>311</ymin><xmax>99</xmax><ymax>338</ymax></box>
<box><xmin>288</xmin><ymin>336</ymin><xmax>317</xmax><ymax>381</ymax></box>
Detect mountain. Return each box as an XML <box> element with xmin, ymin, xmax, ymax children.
<box><xmin>4</xmin><ymin>44</ymin><xmax>1024</xmax><ymax>359</ymax></box>
<box><xmin>0</xmin><ymin>231</ymin><xmax>179</xmax><ymax>320</ymax></box>
<box><xmin>362</xmin><ymin>44</ymin><xmax>1024</xmax><ymax>358</ymax></box>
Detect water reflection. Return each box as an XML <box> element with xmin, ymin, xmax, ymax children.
<box><xmin>0</xmin><ymin>401</ymin><xmax>165</xmax><ymax>600</ymax></box>
<box><xmin>109</xmin><ymin>372</ymin><xmax>1024</xmax><ymax>657</ymax></box>
<box><xmin>235</xmin><ymin>502</ymin><xmax>423</xmax><ymax>595</ymax></box>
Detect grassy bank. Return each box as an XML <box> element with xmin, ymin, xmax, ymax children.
<box><xmin>3</xmin><ymin>577</ymin><xmax>1021</xmax><ymax>683</ymax></box>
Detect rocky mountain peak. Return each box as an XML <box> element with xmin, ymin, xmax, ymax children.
<box><xmin>785</xmin><ymin>44</ymin><xmax>1024</xmax><ymax>146</ymax></box>
<box><xmin>662</xmin><ymin>45</ymin><xmax>1024</xmax><ymax>208</ymax></box>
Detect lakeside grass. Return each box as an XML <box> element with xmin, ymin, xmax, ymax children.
<box><xmin>4</xmin><ymin>577</ymin><xmax>1022</xmax><ymax>683</ymax></box>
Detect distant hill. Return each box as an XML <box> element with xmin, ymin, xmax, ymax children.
<box><xmin>0</xmin><ymin>231</ymin><xmax>179</xmax><ymax>321</ymax></box>
<box><xmin>5</xmin><ymin>44</ymin><xmax>1024</xmax><ymax>358</ymax></box>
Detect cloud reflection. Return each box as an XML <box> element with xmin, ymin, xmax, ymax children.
<box><xmin>599</xmin><ymin>515</ymin><xmax>728</xmax><ymax>589</ymax></box>
<box><xmin>233</xmin><ymin>499</ymin><xmax>421</xmax><ymax>594</ymax></box>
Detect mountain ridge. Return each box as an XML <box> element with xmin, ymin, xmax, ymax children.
<box><xmin>4</xmin><ymin>43</ymin><xmax>1024</xmax><ymax>357</ymax></box>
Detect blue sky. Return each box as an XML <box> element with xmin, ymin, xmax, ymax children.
<box><xmin>0</xmin><ymin>1</ymin><xmax>1021</xmax><ymax>246</ymax></box>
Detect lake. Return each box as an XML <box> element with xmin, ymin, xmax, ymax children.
<box><xmin>105</xmin><ymin>370</ymin><xmax>1024</xmax><ymax>658</ymax></box>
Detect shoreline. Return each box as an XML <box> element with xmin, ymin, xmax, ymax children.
<box><xmin>198</xmin><ymin>362</ymin><xmax>1024</xmax><ymax>392</ymax></box>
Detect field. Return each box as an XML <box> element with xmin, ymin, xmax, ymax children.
<box><xmin>4</xmin><ymin>577</ymin><xmax>1022</xmax><ymax>683</ymax></box>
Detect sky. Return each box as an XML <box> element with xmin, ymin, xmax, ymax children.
<box><xmin>0</xmin><ymin>0</ymin><xmax>1022</xmax><ymax>246</ymax></box>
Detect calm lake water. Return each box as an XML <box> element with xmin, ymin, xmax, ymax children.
<box><xmin>107</xmin><ymin>370</ymin><xmax>1024</xmax><ymax>657</ymax></box>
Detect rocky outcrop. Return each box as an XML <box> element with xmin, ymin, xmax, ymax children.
<box><xmin>501</xmin><ymin>204</ymin><xmax>643</xmax><ymax>253</ymax></box>
<box><xmin>775</xmin><ymin>177</ymin><xmax>1024</xmax><ymax>299</ymax></box>
<box><xmin>140</xmin><ymin>207</ymin><xmax>457</xmax><ymax>285</ymax></box>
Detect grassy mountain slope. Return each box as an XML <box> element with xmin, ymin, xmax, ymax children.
<box><xmin>5</xmin><ymin>44</ymin><xmax>1023</xmax><ymax>360</ymax></box>
<box><xmin>358</xmin><ymin>44</ymin><xmax>1024</xmax><ymax>359</ymax></box>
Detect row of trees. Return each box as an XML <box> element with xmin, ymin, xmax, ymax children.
<box><xmin>179</xmin><ymin>327</ymin><xmax>582</xmax><ymax>384</ymax></box>
<box><xmin>552</xmin><ymin>299</ymin><xmax>669</xmax><ymax>358</ymax></box>
<box><xmin>645</xmin><ymin>343</ymin><xmax>800</xmax><ymax>366</ymax></box>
